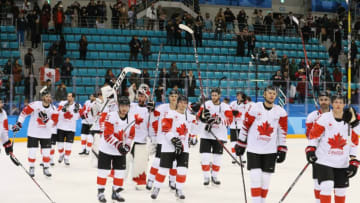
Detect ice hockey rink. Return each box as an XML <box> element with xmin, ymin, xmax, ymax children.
<box><xmin>1</xmin><ymin>139</ymin><xmax>360</xmax><ymax>203</ymax></box>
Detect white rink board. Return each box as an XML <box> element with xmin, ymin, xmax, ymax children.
<box><xmin>1</xmin><ymin>139</ymin><xmax>359</xmax><ymax>203</ymax></box>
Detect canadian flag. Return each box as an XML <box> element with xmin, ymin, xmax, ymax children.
<box><xmin>40</xmin><ymin>67</ymin><xmax>60</xmax><ymax>83</ymax></box>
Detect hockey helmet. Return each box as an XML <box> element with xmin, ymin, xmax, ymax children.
<box><xmin>118</xmin><ymin>96</ymin><xmax>130</xmax><ymax>105</ymax></box>
<box><xmin>137</xmin><ymin>83</ymin><xmax>151</xmax><ymax>98</ymax></box>
<box><xmin>318</xmin><ymin>91</ymin><xmax>331</xmax><ymax>98</ymax></box>
<box><xmin>177</xmin><ymin>95</ymin><xmax>188</xmax><ymax>103</ymax></box>
<box><xmin>40</xmin><ymin>86</ymin><xmax>50</xmax><ymax>97</ymax></box>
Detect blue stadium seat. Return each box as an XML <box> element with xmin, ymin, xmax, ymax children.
<box><xmin>88</xmin><ymin>69</ymin><xmax>97</xmax><ymax>76</ymax></box>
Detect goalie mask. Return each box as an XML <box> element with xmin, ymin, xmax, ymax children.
<box><xmin>137</xmin><ymin>83</ymin><xmax>151</xmax><ymax>98</ymax></box>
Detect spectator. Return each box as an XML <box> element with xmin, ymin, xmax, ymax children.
<box><xmin>55</xmin><ymin>82</ymin><xmax>67</xmax><ymax>101</ymax></box>
<box><xmin>169</xmin><ymin>62</ymin><xmax>179</xmax><ymax>88</ymax></box>
<box><xmin>61</xmin><ymin>57</ymin><xmax>73</xmax><ymax>86</ymax></box>
<box><xmin>129</xmin><ymin>36</ymin><xmax>141</xmax><ymax>61</ymax></box>
<box><xmin>12</xmin><ymin>59</ymin><xmax>22</xmax><ymax>87</ymax></box>
<box><xmin>296</xmin><ymin>76</ymin><xmax>306</xmax><ymax>103</ymax></box>
<box><xmin>119</xmin><ymin>3</ymin><xmax>127</xmax><ymax>29</ymax></box>
<box><xmin>280</xmin><ymin>54</ymin><xmax>289</xmax><ymax>70</ymax></box>
<box><xmin>146</xmin><ymin>3</ymin><xmax>157</xmax><ymax>30</ymax></box>
<box><xmin>185</xmin><ymin>23</ymin><xmax>193</xmax><ymax>47</ymax></box>
<box><xmin>263</xmin><ymin>12</ymin><xmax>273</xmax><ymax>35</ymax></box>
<box><xmin>44</xmin><ymin>79</ymin><xmax>54</xmax><ymax>97</ymax></box>
<box><xmin>259</xmin><ymin>48</ymin><xmax>269</xmax><ymax>64</ymax></box>
<box><xmin>129</xmin><ymin>72</ymin><xmax>139</xmax><ymax>87</ymax></box>
<box><xmin>141</xmin><ymin>37</ymin><xmax>151</xmax><ymax>61</ymax></box>
<box><xmin>3</xmin><ymin>59</ymin><xmax>12</xmax><ymax>75</ymax></box>
<box><xmin>179</xmin><ymin>70</ymin><xmax>187</xmax><ymax>89</ymax></box>
<box><xmin>328</xmin><ymin>41</ymin><xmax>340</xmax><ymax>67</ymax></box>
<box><xmin>155</xmin><ymin>83</ymin><xmax>165</xmax><ymax>102</ymax></box>
<box><xmin>79</xmin><ymin>6</ymin><xmax>88</xmax><ymax>27</ymax></box>
<box><xmin>79</xmin><ymin>35</ymin><xmax>88</xmax><ymax>60</ymax></box>
<box><xmin>214</xmin><ymin>11</ymin><xmax>225</xmax><ymax>40</ymax></box>
<box><xmin>87</xmin><ymin>0</ymin><xmax>97</xmax><ymax>27</ymax></box>
<box><xmin>110</xmin><ymin>3</ymin><xmax>119</xmax><ymax>28</ymax></box>
<box><xmin>274</xmin><ymin>15</ymin><xmax>285</xmax><ymax>35</ymax></box>
<box><xmin>42</xmin><ymin>1</ymin><xmax>51</xmax><ymax>14</ymax></box>
<box><xmin>105</xmin><ymin>69</ymin><xmax>116</xmax><ymax>85</ymax></box>
<box><xmin>31</xmin><ymin>11</ymin><xmax>40</xmax><ymax>48</ymax></box>
<box><xmin>269</xmin><ymin>48</ymin><xmax>278</xmax><ymax>64</ymax></box>
<box><xmin>204</xmin><ymin>13</ymin><xmax>213</xmax><ymax>32</ymax></box>
<box><xmin>166</xmin><ymin>21</ymin><xmax>175</xmax><ymax>46</ymax></box>
<box><xmin>40</xmin><ymin>9</ymin><xmax>51</xmax><ymax>34</ymax></box>
<box><xmin>128</xmin><ymin>6</ymin><xmax>136</xmax><ymax>30</ymax></box>
<box><xmin>98</xmin><ymin>1</ymin><xmax>107</xmax><ymax>22</ymax></box>
<box><xmin>95</xmin><ymin>17</ymin><xmax>105</xmax><ymax>28</ymax></box>
<box><xmin>187</xmin><ymin>70</ymin><xmax>196</xmax><ymax>96</ymax></box>
<box><xmin>194</xmin><ymin>20</ymin><xmax>203</xmax><ymax>47</ymax></box>
<box><xmin>237</xmin><ymin>9</ymin><xmax>247</xmax><ymax>31</ymax></box>
<box><xmin>333</xmin><ymin>67</ymin><xmax>342</xmax><ymax>86</ymax></box>
<box><xmin>158</xmin><ymin>68</ymin><xmax>169</xmax><ymax>87</ymax></box>
<box><xmin>140</xmin><ymin>69</ymin><xmax>150</xmax><ymax>86</ymax></box>
<box><xmin>252</xmin><ymin>9</ymin><xmax>263</xmax><ymax>34</ymax></box>
<box><xmin>351</xmin><ymin>40</ymin><xmax>358</xmax><ymax>64</ymax></box>
<box><xmin>157</xmin><ymin>5</ymin><xmax>166</xmax><ymax>30</ymax></box>
<box><xmin>24</xmin><ymin>76</ymin><xmax>37</xmax><ymax>100</ymax></box>
<box><xmin>272</xmin><ymin>70</ymin><xmax>283</xmax><ymax>88</ymax></box>
<box><xmin>302</xmin><ymin>22</ymin><xmax>311</xmax><ymax>43</ymax></box>
<box><xmin>53</xmin><ymin>5</ymin><xmax>65</xmax><ymax>34</ymax></box>
<box><xmin>298</xmin><ymin>58</ymin><xmax>306</xmax><ymax>70</ymax></box>
<box><xmin>24</xmin><ymin>48</ymin><xmax>35</xmax><ymax>76</ymax></box>
<box><xmin>235</xmin><ymin>32</ymin><xmax>246</xmax><ymax>56</ymax></box>
<box><xmin>247</xmin><ymin>32</ymin><xmax>256</xmax><ymax>56</ymax></box>
<box><xmin>224</xmin><ymin>8</ymin><xmax>235</xmax><ymax>33</ymax></box>
<box><xmin>284</xmin><ymin>12</ymin><xmax>295</xmax><ymax>35</ymax></box>
<box><xmin>53</xmin><ymin>50</ymin><xmax>64</xmax><ymax>69</ymax></box>
<box><xmin>289</xmin><ymin>58</ymin><xmax>298</xmax><ymax>81</ymax></box>
<box><xmin>58</xmin><ymin>35</ymin><xmax>67</xmax><ymax>56</ymax></box>
<box><xmin>175</xmin><ymin>19</ymin><xmax>182</xmax><ymax>46</ymax></box>
<box><xmin>16</xmin><ymin>12</ymin><xmax>26</xmax><ymax>47</ymax></box>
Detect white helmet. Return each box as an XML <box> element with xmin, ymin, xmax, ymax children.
<box><xmin>137</xmin><ymin>83</ymin><xmax>150</xmax><ymax>98</ymax></box>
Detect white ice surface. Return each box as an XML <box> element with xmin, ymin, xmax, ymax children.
<box><xmin>1</xmin><ymin>139</ymin><xmax>360</xmax><ymax>203</ymax></box>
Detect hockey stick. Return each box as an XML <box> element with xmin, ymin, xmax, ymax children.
<box><xmin>9</xmin><ymin>152</ymin><xmax>56</xmax><ymax>203</ymax></box>
<box><xmin>278</xmin><ymin>162</ymin><xmax>310</xmax><ymax>203</ymax></box>
<box><xmin>218</xmin><ymin>76</ymin><xmax>226</xmax><ymax>89</ymax></box>
<box><xmin>235</xmin><ymin>121</ymin><xmax>248</xmax><ymax>203</ymax></box>
<box><xmin>151</xmin><ymin>43</ymin><xmax>163</xmax><ymax>102</ymax></box>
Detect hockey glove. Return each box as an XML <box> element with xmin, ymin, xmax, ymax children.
<box><xmin>62</xmin><ymin>103</ymin><xmax>69</xmax><ymax>112</ymax></box>
<box><xmin>118</xmin><ymin>143</ymin><xmax>131</xmax><ymax>155</ymax></box>
<box><xmin>74</xmin><ymin>103</ymin><xmax>80</xmax><ymax>113</ymax></box>
<box><xmin>343</xmin><ymin>107</ymin><xmax>359</xmax><ymax>128</ymax></box>
<box><xmin>190</xmin><ymin>102</ymin><xmax>201</xmax><ymax>115</ymax></box>
<box><xmin>3</xmin><ymin>140</ymin><xmax>13</xmax><ymax>155</ymax></box>
<box><xmin>147</xmin><ymin>101</ymin><xmax>155</xmax><ymax>112</ymax></box>
<box><xmin>232</xmin><ymin>110</ymin><xmax>240</xmax><ymax>117</ymax></box>
<box><xmin>12</xmin><ymin>122</ymin><xmax>22</xmax><ymax>132</ymax></box>
<box><xmin>305</xmin><ymin>146</ymin><xmax>317</xmax><ymax>164</ymax></box>
<box><xmin>276</xmin><ymin>146</ymin><xmax>287</xmax><ymax>163</ymax></box>
<box><xmin>171</xmin><ymin>137</ymin><xmax>183</xmax><ymax>156</ymax></box>
<box><xmin>38</xmin><ymin>111</ymin><xmax>49</xmax><ymax>124</ymax></box>
<box><xmin>347</xmin><ymin>159</ymin><xmax>360</xmax><ymax>178</ymax></box>
<box><xmin>81</xmin><ymin>113</ymin><xmax>88</xmax><ymax>120</ymax></box>
<box><xmin>199</xmin><ymin>108</ymin><xmax>211</xmax><ymax>123</ymax></box>
<box><xmin>189</xmin><ymin>134</ymin><xmax>198</xmax><ymax>146</ymax></box>
<box><xmin>235</xmin><ymin>140</ymin><xmax>247</xmax><ymax>156</ymax></box>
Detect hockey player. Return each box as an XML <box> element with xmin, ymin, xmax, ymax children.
<box><xmin>198</xmin><ymin>88</ymin><xmax>233</xmax><ymax>185</ymax></box>
<box><xmin>305</xmin><ymin>92</ymin><xmax>331</xmax><ymax>203</ymax></box>
<box><xmin>229</xmin><ymin>91</ymin><xmax>247</xmax><ymax>163</ymax></box>
<box><xmin>306</xmin><ymin>95</ymin><xmax>360</xmax><ymax>203</ymax></box>
<box><xmin>151</xmin><ymin>95</ymin><xmax>192</xmax><ymax>200</ymax></box>
<box><xmin>79</xmin><ymin>93</ymin><xmax>97</xmax><ymax>155</ymax></box>
<box><xmin>97</xmin><ymin>96</ymin><xmax>135</xmax><ymax>202</ymax></box>
<box><xmin>0</xmin><ymin>99</ymin><xmax>13</xmax><ymax>156</ymax></box>
<box><xmin>235</xmin><ymin>86</ymin><xmax>288</xmax><ymax>203</ymax></box>
<box><xmin>129</xmin><ymin>84</ymin><xmax>151</xmax><ymax>188</ymax></box>
<box><xmin>147</xmin><ymin>89</ymin><xmax>179</xmax><ymax>190</ymax></box>
<box><xmin>12</xmin><ymin>88</ymin><xmax>59</xmax><ymax>177</ymax></box>
<box><xmin>57</xmin><ymin>93</ymin><xmax>82</xmax><ymax>165</ymax></box>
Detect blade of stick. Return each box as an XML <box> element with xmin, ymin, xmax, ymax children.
<box><xmin>179</xmin><ymin>24</ymin><xmax>194</xmax><ymax>34</ymax></box>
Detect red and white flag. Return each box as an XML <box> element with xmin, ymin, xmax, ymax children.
<box><xmin>40</xmin><ymin>67</ymin><xmax>60</xmax><ymax>83</ymax></box>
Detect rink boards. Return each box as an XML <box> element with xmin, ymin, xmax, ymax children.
<box><xmin>7</xmin><ymin>116</ymin><xmax>307</xmax><ymax>142</ymax></box>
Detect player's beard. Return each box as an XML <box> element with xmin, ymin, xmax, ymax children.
<box><xmin>0</xmin><ymin>108</ymin><xmax>2</xmax><ymax>113</ymax></box>
<box><xmin>264</xmin><ymin>97</ymin><xmax>274</xmax><ymax>105</ymax></box>
<box><xmin>320</xmin><ymin>104</ymin><xmax>329</xmax><ymax>111</ymax></box>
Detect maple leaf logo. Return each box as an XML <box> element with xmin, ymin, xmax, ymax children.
<box><xmin>64</xmin><ymin>111</ymin><xmax>73</xmax><ymax>120</ymax></box>
<box><xmin>133</xmin><ymin>172</ymin><xmax>147</xmax><ymax>185</ymax></box>
<box><xmin>328</xmin><ymin>133</ymin><xmax>347</xmax><ymax>150</ymax></box>
<box><xmin>36</xmin><ymin>118</ymin><xmax>45</xmax><ymax>125</ymax></box>
<box><xmin>114</xmin><ymin>130</ymin><xmax>124</xmax><ymax>141</ymax></box>
<box><xmin>152</xmin><ymin>120</ymin><xmax>158</xmax><ymax>133</ymax></box>
<box><xmin>134</xmin><ymin>114</ymin><xmax>144</xmax><ymax>125</ymax></box>
<box><xmin>257</xmin><ymin>121</ymin><xmax>274</xmax><ymax>137</ymax></box>
<box><xmin>154</xmin><ymin>110</ymin><xmax>160</xmax><ymax>117</ymax></box>
<box><xmin>176</xmin><ymin>123</ymin><xmax>188</xmax><ymax>136</ymax></box>
<box><xmin>46</xmin><ymin>71</ymin><xmax>53</xmax><ymax>78</ymax></box>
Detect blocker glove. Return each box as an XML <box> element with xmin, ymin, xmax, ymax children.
<box><xmin>38</xmin><ymin>111</ymin><xmax>49</xmax><ymax>124</ymax></box>
<box><xmin>199</xmin><ymin>108</ymin><xmax>211</xmax><ymax>123</ymax></box>
<box><xmin>235</xmin><ymin>140</ymin><xmax>247</xmax><ymax>156</ymax></box>
<box><xmin>118</xmin><ymin>143</ymin><xmax>130</xmax><ymax>155</ymax></box>
<box><xmin>74</xmin><ymin>103</ymin><xmax>80</xmax><ymax>113</ymax></box>
<box><xmin>347</xmin><ymin>159</ymin><xmax>360</xmax><ymax>178</ymax></box>
<box><xmin>171</xmin><ymin>137</ymin><xmax>183</xmax><ymax>155</ymax></box>
<box><xmin>305</xmin><ymin>146</ymin><xmax>317</xmax><ymax>164</ymax></box>
<box><xmin>343</xmin><ymin>107</ymin><xmax>359</xmax><ymax>128</ymax></box>
<box><xmin>3</xmin><ymin>140</ymin><xmax>13</xmax><ymax>155</ymax></box>
<box><xmin>12</xmin><ymin>122</ymin><xmax>22</xmax><ymax>133</ymax></box>
<box><xmin>276</xmin><ymin>146</ymin><xmax>287</xmax><ymax>163</ymax></box>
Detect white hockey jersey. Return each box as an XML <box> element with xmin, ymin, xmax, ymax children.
<box><xmin>161</xmin><ymin>110</ymin><xmax>191</xmax><ymax>153</ymax></box>
<box><xmin>0</xmin><ymin>111</ymin><xmax>9</xmax><ymax>145</ymax></box>
<box><xmin>129</xmin><ymin>103</ymin><xmax>149</xmax><ymax>144</ymax></box>
<box><xmin>57</xmin><ymin>101</ymin><xmax>82</xmax><ymax>132</ymax></box>
<box><xmin>305</xmin><ymin>110</ymin><xmax>330</xmax><ymax>138</ymax></box>
<box><xmin>81</xmin><ymin>100</ymin><xmax>97</xmax><ymax>124</ymax></box>
<box><xmin>18</xmin><ymin>101</ymin><xmax>59</xmax><ymax>139</ymax></box>
<box><xmin>239</xmin><ymin>102</ymin><xmax>288</xmax><ymax>154</ymax></box>
<box><xmin>152</xmin><ymin>103</ymin><xmax>176</xmax><ymax>144</ymax></box>
<box><xmin>198</xmin><ymin>101</ymin><xmax>233</xmax><ymax>141</ymax></box>
<box><xmin>229</xmin><ymin>101</ymin><xmax>247</xmax><ymax>129</ymax></box>
<box><xmin>100</xmin><ymin>112</ymin><xmax>135</xmax><ymax>156</ymax></box>
<box><xmin>308</xmin><ymin>112</ymin><xmax>359</xmax><ymax>168</ymax></box>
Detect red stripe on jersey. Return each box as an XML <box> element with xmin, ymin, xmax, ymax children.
<box><xmin>320</xmin><ymin>195</ymin><xmax>331</xmax><ymax>203</ymax></box>
<box><xmin>242</xmin><ymin>112</ymin><xmax>255</xmax><ymax>135</ymax></box>
<box><xmin>99</xmin><ymin>112</ymin><xmax>108</xmax><ymax>125</ymax></box>
<box><xmin>334</xmin><ymin>196</ymin><xmax>345</xmax><ymax>203</ymax></box>
<box><xmin>43</xmin><ymin>156</ymin><xmax>50</xmax><ymax>163</ymax></box>
<box><xmin>305</xmin><ymin>123</ymin><xmax>314</xmax><ymax>138</ymax></box>
<box><xmin>22</xmin><ymin>105</ymin><xmax>34</xmax><ymax>116</ymax></box>
<box><xmin>113</xmin><ymin>178</ymin><xmax>124</xmax><ymax>186</ymax></box>
<box><xmin>314</xmin><ymin>190</ymin><xmax>320</xmax><ymax>199</ymax></box>
<box><xmin>155</xmin><ymin>173</ymin><xmax>166</xmax><ymax>183</ymax></box>
<box><xmin>261</xmin><ymin>189</ymin><xmax>269</xmax><ymax>198</ymax></box>
<box><xmin>212</xmin><ymin>164</ymin><xmax>220</xmax><ymax>172</ymax></box>
<box><xmin>3</xmin><ymin>119</ymin><xmax>8</xmax><ymax>130</ymax></box>
<box><xmin>309</xmin><ymin>123</ymin><xmax>325</xmax><ymax>139</ymax></box>
<box><xmin>57</xmin><ymin>105</ymin><xmax>63</xmax><ymax>111</ymax></box>
<box><xmin>251</xmin><ymin>188</ymin><xmax>262</xmax><ymax>197</ymax></box>
<box><xmin>197</xmin><ymin>107</ymin><xmax>204</xmax><ymax>118</ymax></box>
<box><xmin>97</xmin><ymin>177</ymin><xmax>107</xmax><ymax>185</ymax></box>
<box><xmin>128</xmin><ymin>125</ymin><xmax>135</xmax><ymax>140</ymax></box>
<box><xmin>28</xmin><ymin>158</ymin><xmax>36</xmax><ymax>163</ymax></box>
<box><xmin>202</xmin><ymin>165</ymin><xmax>210</xmax><ymax>171</ymax></box>
<box><xmin>176</xmin><ymin>175</ymin><xmax>186</xmax><ymax>183</ymax></box>
<box><xmin>152</xmin><ymin>120</ymin><xmax>159</xmax><ymax>134</ymax></box>
<box><xmin>114</xmin><ymin>131</ymin><xmax>124</xmax><ymax>142</ymax></box>
<box><xmin>279</xmin><ymin>116</ymin><xmax>288</xmax><ymax>135</ymax></box>
<box><xmin>65</xmin><ymin>150</ymin><xmax>71</xmax><ymax>156</ymax></box>
<box><xmin>224</xmin><ymin>110</ymin><xmax>233</xmax><ymax>125</ymax></box>
<box><xmin>104</xmin><ymin>121</ymin><xmax>114</xmax><ymax>136</ymax></box>
<box><xmin>351</xmin><ymin>130</ymin><xmax>359</xmax><ymax>146</ymax></box>
<box><xmin>150</xmin><ymin>167</ymin><xmax>158</xmax><ymax>175</ymax></box>
<box><xmin>169</xmin><ymin>169</ymin><xmax>177</xmax><ymax>176</ymax></box>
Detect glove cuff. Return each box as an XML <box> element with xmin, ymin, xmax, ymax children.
<box><xmin>237</xmin><ymin>140</ymin><xmax>247</xmax><ymax>148</ymax></box>
<box><xmin>351</xmin><ymin>119</ymin><xmax>359</xmax><ymax>128</ymax></box>
<box><xmin>305</xmin><ymin>146</ymin><xmax>316</xmax><ymax>153</ymax></box>
<box><xmin>278</xmin><ymin>146</ymin><xmax>287</xmax><ymax>152</ymax></box>
<box><xmin>350</xmin><ymin>159</ymin><xmax>360</xmax><ymax>167</ymax></box>
<box><xmin>3</xmin><ymin>140</ymin><xmax>12</xmax><ymax>148</ymax></box>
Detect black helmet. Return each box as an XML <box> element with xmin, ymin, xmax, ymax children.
<box><xmin>169</xmin><ymin>89</ymin><xmax>180</xmax><ymax>96</ymax></box>
<box><xmin>211</xmin><ymin>88</ymin><xmax>221</xmax><ymax>94</ymax></box>
<box><xmin>318</xmin><ymin>91</ymin><xmax>331</xmax><ymax>98</ymax></box>
<box><xmin>39</xmin><ymin>86</ymin><xmax>50</xmax><ymax>97</ymax></box>
<box><xmin>177</xmin><ymin>95</ymin><xmax>188</xmax><ymax>103</ymax></box>
<box><xmin>118</xmin><ymin>96</ymin><xmax>130</xmax><ymax>105</ymax></box>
